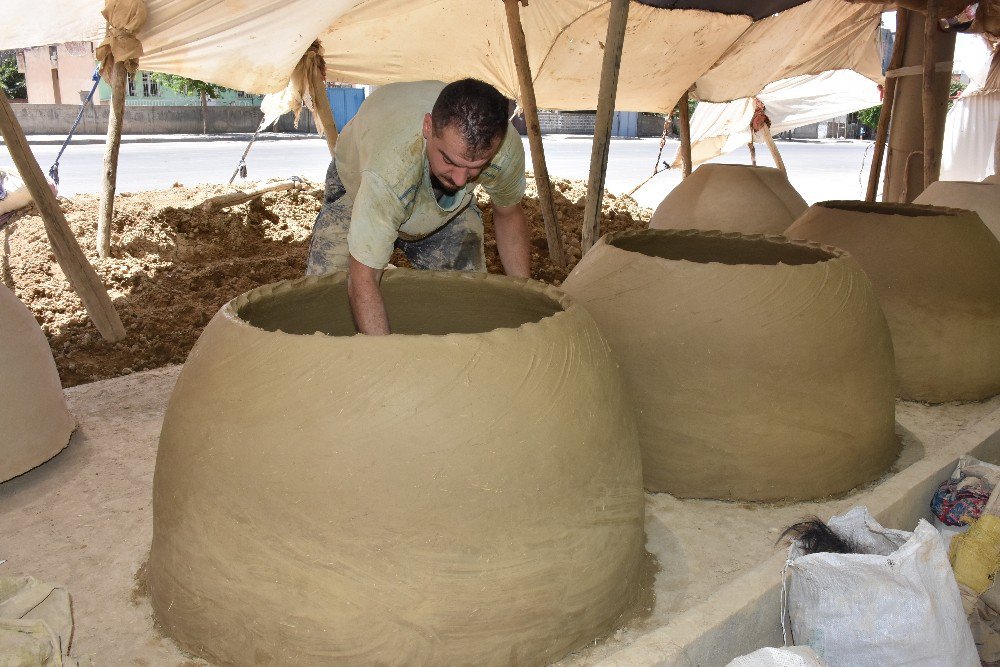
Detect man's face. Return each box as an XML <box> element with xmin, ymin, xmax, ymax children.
<box><xmin>422</xmin><ymin>113</ymin><xmax>500</xmax><ymax>195</ymax></box>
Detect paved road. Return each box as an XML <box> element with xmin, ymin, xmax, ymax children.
<box><xmin>1</xmin><ymin>134</ymin><xmax>878</xmax><ymax>210</ymax></box>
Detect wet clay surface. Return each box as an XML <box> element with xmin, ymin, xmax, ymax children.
<box><xmin>0</xmin><ymin>177</ymin><xmax>649</xmax><ymax>388</ymax></box>
<box><xmin>1</xmin><ymin>366</ymin><xmax>996</xmax><ymax>666</ymax></box>
<box><xmin>149</xmin><ymin>271</ymin><xmax>647</xmax><ymax>665</ymax></box>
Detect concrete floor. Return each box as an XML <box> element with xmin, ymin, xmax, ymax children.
<box><xmin>2</xmin><ymin>366</ymin><xmax>997</xmax><ymax>666</ymax></box>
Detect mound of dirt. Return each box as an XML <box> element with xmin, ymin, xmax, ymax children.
<box><xmin>1</xmin><ymin>177</ymin><xmax>649</xmax><ymax>387</ymax></box>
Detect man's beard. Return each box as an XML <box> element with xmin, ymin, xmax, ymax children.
<box><xmin>430</xmin><ymin>172</ymin><xmax>459</xmax><ymax>195</ymax></box>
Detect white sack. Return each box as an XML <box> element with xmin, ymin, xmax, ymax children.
<box><xmin>727</xmin><ymin>646</ymin><xmax>827</xmax><ymax>667</ymax></box>
<box><xmin>786</xmin><ymin>506</ymin><xmax>978</xmax><ymax>667</ymax></box>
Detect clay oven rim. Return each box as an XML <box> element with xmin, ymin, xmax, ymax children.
<box><xmin>812</xmin><ymin>200</ymin><xmax>972</xmax><ymax>218</ymax></box>
<box><xmin>698</xmin><ymin>162</ymin><xmax>786</xmax><ymax>174</ymax></box>
<box><xmin>222</xmin><ymin>269</ymin><xmax>582</xmax><ymax>340</ymax></box>
<box><xmin>598</xmin><ymin>228</ymin><xmax>847</xmax><ymax>268</ymax></box>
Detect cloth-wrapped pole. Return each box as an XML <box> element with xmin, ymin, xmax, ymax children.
<box><xmin>95</xmin><ymin>0</ymin><xmax>147</xmax><ymax>78</ymax></box>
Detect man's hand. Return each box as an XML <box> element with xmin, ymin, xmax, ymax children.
<box><xmin>492</xmin><ymin>202</ymin><xmax>531</xmax><ymax>279</ymax></box>
<box><xmin>347</xmin><ymin>255</ymin><xmax>390</xmax><ymax>335</ymax></box>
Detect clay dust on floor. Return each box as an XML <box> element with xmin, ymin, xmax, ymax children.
<box><xmin>1</xmin><ymin>177</ymin><xmax>649</xmax><ymax>387</ymax></box>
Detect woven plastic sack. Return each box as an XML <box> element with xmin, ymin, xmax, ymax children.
<box><xmin>785</xmin><ymin>507</ymin><xmax>978</xmax><ymax>666</ymax></box>
<box><xmin>726</xmin><ymin>646</ymin><xmax>826</xmax><ymax>666</ymax></box>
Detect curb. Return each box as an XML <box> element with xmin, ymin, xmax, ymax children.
<box><xmin>1</xmin><ymin>132</ymin><xmax>324</xmax><ymax>147</ymax></box>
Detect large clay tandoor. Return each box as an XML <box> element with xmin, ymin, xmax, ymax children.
<box><xmin>561</xmin><ymin>229</ymin><xmax>897</xmax><ymax>501</ymax></box>
<box><xmin>0</xmin><ymin>283</ymin><xmax>75</xmax><ymax>483</ymax></box>
<box><xmin>914</xmin><ymin>180</ymin><xmax>1000</xmax><ymax>239</ymax></box>
<box><xmin>148</xmin><ymin>270</ymin><xmax>645</xmax><ymax>665</ymax></box>
<box><xmin>648</xmin><ymin>163</ymin><xmax>807</xmax><ymax>235</ymax></box>
<box><xmin>787</xmin><ymin>201</ymin><xmax>1000</xmax><ymax>402</ymax></box>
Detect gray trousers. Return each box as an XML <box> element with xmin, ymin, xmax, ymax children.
<box><xmin>305</xmin><ymin>160</ymin><xmax>486</xmax><ymax>275</ymax></box>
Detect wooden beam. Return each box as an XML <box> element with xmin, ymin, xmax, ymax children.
<box><xmin>97</xmin><ymin>61</ymin><xmax>126</xmax><ymax>259</ymax></box>
<box><xmin>198</xmin><ymin>180</ymin><xmax>302</xmax><ymax>211</ymax></box>
<box><xmin>504</xmin><ymin>0</ymin><xmax>566</xmax><ymax>270</ymax></box>
<box><xmin>866</xmin><ymin>8</ymin><xmax>909</xmax><ymax>202</ymax></box>
<box><xmin>581</xmin><ymin>0</ymin><xmax>630</xmax><ymax>255</ymax></box>
<box><xmin>884</xmin><ymin>9</ymin><xmax>954</xmax><ymax>202</ymax></box>
<box><xmin>922</xmin><ymin>0</ymin><xmax>940</xmax><ymax>190</ymax></box>
<box><xmin>0</xmin><ymin>89</ymin><xmax>126</xmax><ymax>342</ymax></box>
<box><xmin>678</xmin><ymin>91</ymin><xmax>692</xmax><ymax>178</ymax></box>
<box><xmin>761</xmin><ymin>125</ymin><xmax>786</xmax><ymax>173</ymax></box>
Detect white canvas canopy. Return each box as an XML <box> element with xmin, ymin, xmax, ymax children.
<box><xmin>941</xmin><ymin>38</ymin><xmax>999</xmax><ymax>181</ymax></box>
<box><xmin>5</xmin><ymin>0</ymin><xmax>883</xmax><ymax>110</ymax></box>
<box><xmin>679</xmin><ymin>69</ymin><xmax>881</xmax><ymax>167</ymax></box>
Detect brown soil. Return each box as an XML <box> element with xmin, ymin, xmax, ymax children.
<box><xmin>1</xmin><ymin>177</ymin><xmax>649</xmax><ymax>388</ymax></box>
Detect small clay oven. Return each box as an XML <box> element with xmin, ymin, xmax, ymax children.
<box><xmin>914</xmin><ymin>180</ymin><xmax>1000</xmax><ymax>240</ymax></box>
<box><xmin>149</xmin><ymin>270</ymin><xmax>645</xmax><ymax>665</ymax></box>
<box><xmin>787</xmin><ymin>201</ymin><xmax>1000</xmax><ymax>403</ymax></box>
<box><xmin>649</xmin><ymin>163</ymin><xmax>807</xmax><ymax>235</ymax></box>
<box><xmin>562</xmin><ymin>229</ymin><xmax>898</xmax><ymax>501</ymax></box>
<box><xmin>0</xmin><ymin>283</ymin><xmax>74</xmax><ymax>483</ymax></box>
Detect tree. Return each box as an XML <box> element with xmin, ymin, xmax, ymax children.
<box><xmin>150</xmin><ymin>73</ymin><xmax>225</xmax><ymax>134</ymax></box>
<box><xmin>0</xmin><ymin>54</ymin><xmax>27</xmax><ymax>99</ymax></box>
<box><xmin>857</xmin><ymin>104</ymin><xmax>880</xmax><ymax>131</ymax></box>
<box><xmin>858</xmin><ymin>79</ymin><xmax>969</xmax><ymax>136</ymax></box>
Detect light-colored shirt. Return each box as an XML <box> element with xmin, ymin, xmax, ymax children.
<box><xmin>335</xmin><ymin>81</ymin><xmax>526</xmax><ymax>269</ymax></box>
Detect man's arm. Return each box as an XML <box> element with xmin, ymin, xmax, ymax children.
<box><xmin>492</xmin><ymin>202</ymin><xmax>531</xmax><ymax>278</ymax></box>
<box><xmin>347</xmin><ymin>255</ymin><xmax>390</xmax><ymax>335</ymax></box>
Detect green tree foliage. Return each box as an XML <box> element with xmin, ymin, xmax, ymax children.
<box><xmin>149</xmin><ymin>73</ymin><xmax>226</xmax><ymax>134</ymax></box>
<box><xmin>149</xmin><ymin>73</ymin><xmax>224</xmax><ymax>100</ymax></box>
<box><xmin>0</xmin><ymin>55</ymin><xmax>27</xmax><ymax>99</ymax></box>
<box><xmin>857</xmin><ymin>80</ymin><xmax>969</xmax><ymax>133</ymax></box>
<box><xmin>858</xmin><ymin>104</ymin><xmax>881</xmax><ymax>130</ymax></box>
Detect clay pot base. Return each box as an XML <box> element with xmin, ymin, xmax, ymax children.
<box><xmin>562</xmin><ymin>229</ymin><xmax>898</xmax><ymax>501</ymax></box>
<box><xmin>150</xmin><ymin>269</ymin><xmax>647</xmax><ymax>666</ymax></box>
<box><xmin>787</xmin><ymin>201</ymin><xmax>1000</xmax><ymax>403</ymax></box>
<box><xmin>1</xmin><ymin>283</ymin><xmax>75</xmax><ymax>483</ymax></box>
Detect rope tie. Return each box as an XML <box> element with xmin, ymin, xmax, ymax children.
<box><xmin>780</xmin><ymin>557</ymin><xmax>794</xmax><ymax>647</ymax></box>
<box><xmin>49</xmin><ymin>67</ymin><xmax>102</xmax><ymax>185</ymax></box>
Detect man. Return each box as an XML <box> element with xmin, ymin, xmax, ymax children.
<box><xmin>306</xmin><ymin>79</ymin><xmax>531</xmax><ymax>335</ymax></box>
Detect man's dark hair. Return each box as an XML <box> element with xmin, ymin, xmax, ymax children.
<box><xmin>431</xmin><ymin>79</ymin><xmax>509</xmax><ymax>154</ymax></box>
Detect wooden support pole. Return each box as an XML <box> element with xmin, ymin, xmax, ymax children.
<box><xmin>922</xmin><ymin>0</ymin><xmax>941</xmax><ymax>190</ymax></box>
<box><xmin>504</xmin><ymin>0</ymin><xmax>566</xmax><ymax>270</ymax></box>
<box><xmin>761</xmin><ymin>126</ymin><xmax>786</xmax><ymax>173</ymax></box>
<box><xmin>678</xmin><ymin>91</ymin><xmax>692</xmax><ymax>178</ymax></box>
<box><xmin>581</xmin><ymin>0</ymin><xmax>630</xmax><ymax>254</ymax></box>
<box><xmin>884</xmin><ymin>9</ymin><xmax>954</xmax><ymax>202</ymax></box>
<box><xmin>97</xmin><ymin>61</ymin><xmax>126</xmax><ymax>259</ymax></box>
<box><xmin>199</xmin><ymin>180</ymin><xmax>302</xmax><ymax>211</ymax></box>
<box><xmin>308</xmin><ymin>66</ymin><xmax>338</xmax><ymax>157</ymax></box>
<box><xmin>748</xmin><ymin>140</ymin><xmax>757</xmax><ymax>166</ymax></box>
<box><xmin>866</xmin><ymin>8</ymin><xmax>909</xmax><ymax>202</ymax></box>
<box><xmin>0</xmin><ymin>89</ymin><xmax>126</xmax><ymax>342</ymax></box>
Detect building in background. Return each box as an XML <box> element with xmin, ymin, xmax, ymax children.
<box><xmin>17</xmin><ymin>41</ymin><xmax>262</xmax><ymax>107</ymax></box>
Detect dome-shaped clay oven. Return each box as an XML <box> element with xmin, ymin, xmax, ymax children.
<box><xmin>649</xmin><ymin>163</ymin><xmax>807</xmax><ymax>235</ymax></box>
<box><xmin>0</xmin><ymin>283</ymin><xmax>74</xmax><ymax>482</ymax></box>
<box><xmin>148</xmin><ymin>270</ymin><xmax>646</xmax><ymax>665</ymax></box>
<box><xmin>562</xmin><ymin>229</ymin><xmax>897</xmax><ymax>501</ymax></box>
<box><xmin>787</xmin><ymin>201</ymin><xmax>1000</xmax><ymax>402</ymax></box>
<box><xmin>914</xmin><ymin>180</ymin><xmax>1000</xmax><ymax>240</ymax></box>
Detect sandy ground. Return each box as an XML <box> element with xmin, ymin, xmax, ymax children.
<box><xmin>1</xmin><ymin>178</ymin><xmax>649</xmax><ymax>387</ymax></box>
<box><xmin>2</xmin><ymin>365</ymin><xmax>997</xmax><ymax>665</ymax></box>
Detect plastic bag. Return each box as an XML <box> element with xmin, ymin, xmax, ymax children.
<box><xmin>785</xmin><ymin>506</ymin><xmax>978</xmax><ymax>666</ymax></box>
